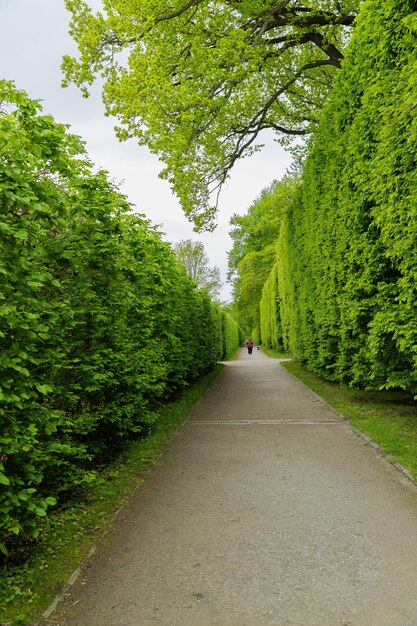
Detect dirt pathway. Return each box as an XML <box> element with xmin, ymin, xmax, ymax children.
<box><xmin>51</xmin><ymin>349</ymin><xmax>417</xmax><ymax>625</ymax></box>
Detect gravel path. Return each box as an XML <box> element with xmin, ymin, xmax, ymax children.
<box><xmin>52</xmin><ymin>349</ymin><xmax>417</xmax><ymax>625</ymax></box>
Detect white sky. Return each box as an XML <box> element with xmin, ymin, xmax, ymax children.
<box><xmin>0</xmin><ymin>0</ymin><xmax>291</xmax><ymax>301</ymax></box>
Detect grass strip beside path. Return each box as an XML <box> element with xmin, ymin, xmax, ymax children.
<box><xmin>1</xmin><ymin>364</ymin><xmax>224</xmax><ymax>626</ymax></box>
<box><xmin>279</xmin><ymin>359</ymin><xmax>417</xmax><ymax>479</ymax></box>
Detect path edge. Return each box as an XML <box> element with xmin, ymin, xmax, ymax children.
<box><xmin>36</xmin><ymin>364</ymin><xmax>227</xmax><ymax>625</ymax></box>
<box><xmin>279</xmin><ymin>360</ymin><xmax>417</xmax><ymax>488</ymax></box>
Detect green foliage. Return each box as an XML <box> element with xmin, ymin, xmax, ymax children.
<box><xmin>221</xmin><ymin>310</ymin><xmax>244</xmax><ymax>360</ymax></box>
<box><xmin>173</xmin><ymin>239</ymin><xmax>222</xmax><ymax>301</ymax></box>
<box><xmin>251</xmin><ymin>327</ymin><xmax>260</xmax><ymax>345</ymax></box>
<box><xmin>228</xmin><ymin>179</ymin><xmax>290</xmax><ymax>276</ymax></box>
<box><xmin>0</xmin><ymin>364</ymin><xmax>224</xmax><ymax>626</ymax></box>
<box><xmin>62</xmin><ymin>0</ymin><xmax>358</xmax><ymax>229</ymax></box>
<box><xmin>229</xmin><ymin>175</ymin><xmax>298</xmax><ymax>334</ymax></box>
<box><xmin>0</xmin><ymin>81</ymin><xmax>242</xmax><ymax>555</ymax></box>
<box><xmin>233</xmin><ymin>245</ymin><xmax>277</xmax><ymax>335</ymax></box>
<box><xmin>259</xmin><ymin>264</ymin><xmax>282</xmax><ymax>350</ymax></box>
<box><xmin>275</xmin><ymin>0</ymin><xmax>417</xmax><ymax>394</ymax></box>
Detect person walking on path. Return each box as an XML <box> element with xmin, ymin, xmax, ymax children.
<box><xmin>246</xmin><ymin>337</ymin><xmax>254</xmax><ymax>354</ymax></box>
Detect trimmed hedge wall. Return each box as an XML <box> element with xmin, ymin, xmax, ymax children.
<box><xmin>275</xmin><ymin>0</ymin><xmax>417</xmax><ymax>392</ymax></box>
<box><xmin>259</xmin><ymin>263</ymin><xmax>282</xmax><ymax>350</ymax></box>
<box><xmin>222</xmin><ymin>310</ymin><xmax>244</xmax><ymax>359</ymax></box>
<box><xmin>0</xmin><ymin>82</ymin><xmax>241</xmax><ymax>553</ymax></box>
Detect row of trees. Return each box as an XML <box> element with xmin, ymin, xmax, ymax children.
<box><xmin>228</xmin><ymin>176</ymin><xmax>298</xmax><ymax>335</ymax></box>
<box><xmin>237</xmin><ymin>0</ymin><xmax>417</xmax><ymax>397</ymax></box>
<box><xmin>0</xmin><ymin>81</ymin><xmax>242</xmax><ymax>554</ymax></box>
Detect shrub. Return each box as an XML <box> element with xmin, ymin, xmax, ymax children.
<box><xmin>0</xmin><ymin>81</ymin><xmax>242</xmax><ymax>554</ymax></box>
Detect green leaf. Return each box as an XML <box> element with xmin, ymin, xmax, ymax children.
<box><xmin>35</xmin><ymin>383</ymin><xmax>53</xmax><ymax>395</ymax></box>
<box><xmin>14</xmin><ymin>230</ymin><xmax>29</xmax><ymax>241</ymax></box>
<box><xmin>35</xmin><ymin>508</ymin><xmax>47</xmax><ymax>517</ymax></box>
<box><xmin>0</xmin><ymin>221</ymin><xmax>13</xmax><ymax>234</ymax></box>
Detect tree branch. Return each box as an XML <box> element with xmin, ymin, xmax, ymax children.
<box><xmin>267</xmin><ymin>12</ymin><xmax>356</xmax><ymax>28</ymax></box>
<box><xmin>262</xmin><ymin>31</ymin><xmax>343</xmax><ymax>66</ymax></box>
<box><xmin>154</xmin><ymin>0</ymin><xmax>202</xmax><ymax>24</ymax></box>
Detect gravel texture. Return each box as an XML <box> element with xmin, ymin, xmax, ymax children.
<box><xmin>52</xmin><ymin>349</ymin><xmax>417</xmax><ymax>626</ymax></box>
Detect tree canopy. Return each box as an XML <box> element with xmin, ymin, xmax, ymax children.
<box><xmin>174</xmin><ymin>239</ymin><xmax>222</xmax><ymax>300</ymax></box>
<box><xmin>228</xmin><ymin>175</ymin><xmax>298</xmax><ymax>281</ymax></box>
<box><xmin>63</xmin><ymin>0</ymin><xmax>359</xmax><ymax>230</ymax></box>
<box><xmin>227</xmin><ymin>174</ymin><xmax>298</xmax><ymax>332</ymax></box>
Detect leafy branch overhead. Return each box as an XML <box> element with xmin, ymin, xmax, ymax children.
<box><xmin>63</xmin><ymin>0</ymin><xmax>359</xmax><ymax>230</ymax></box>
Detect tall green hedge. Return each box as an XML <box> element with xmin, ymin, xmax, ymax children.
<box><xmin>228</xmin><ymin>176</ymin><xmax>297</xmax><ymax>334</ymax></box>
<box><xmin>276</xmin><ymin>0</ymin><xmax>417</xmax><ymax>393</ymax></box>
<box><xmin>0</xmin><ymin>82</ymin><xmax>241</xmax><ymax>554</ymax></box>
<box><xmin>222</xmin><ymin>309</ymin><xmax>244</xmax><ymax>359</ymax></box>
<box><xmin>259</xmin><ymin>263</ymin><xmax>282</xmax><ymax>350</ymax></box>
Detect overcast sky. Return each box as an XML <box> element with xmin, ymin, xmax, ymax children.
<box><xmin>0</xmin><ymin>0</ymin><xmax>291</xmax><ymax>300</ymax></box>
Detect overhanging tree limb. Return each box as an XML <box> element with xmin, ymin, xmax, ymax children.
<box><xmin>63</xmin><ymin>0</ymin><xmax>359</xmax><ymax>230</ymax></box>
